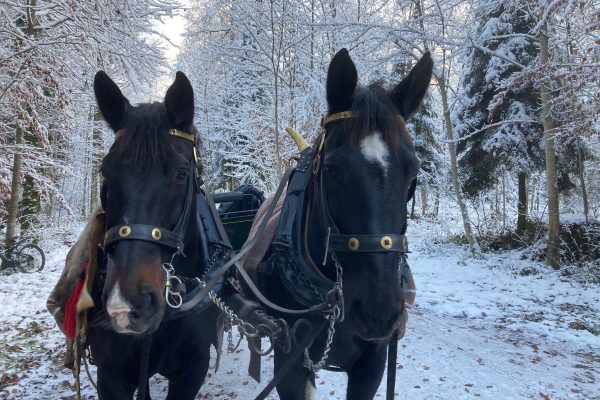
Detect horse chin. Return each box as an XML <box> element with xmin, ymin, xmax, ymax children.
<box><xmin>355</xmin><ymin>327</ymin><xmax>396</xmax><ymax>342</ymax></box>
<box><xmin>351</xmin><ymin>307</ymin><xmax>403</xmax><ymax>342</ymax></box>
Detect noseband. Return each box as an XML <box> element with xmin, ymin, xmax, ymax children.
<box><xmin>103</xmin><ymin>129</ymin><xmax>202</xmax><ymax>256</ymax></box>
<box><xmin>316</xmin><ymin>112</ymin><xmax>409</xmax><ymax>259</ymax></box>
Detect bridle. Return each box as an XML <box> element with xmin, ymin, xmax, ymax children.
<box><xmin>103</xmin><ymin>128</ymin><xmax>202</xmax><ymax>257</ymax></box>
<box><xmin>314</xmin><ymin>111</ymin><xmax>410</xmax><ymax>263</ymax></box>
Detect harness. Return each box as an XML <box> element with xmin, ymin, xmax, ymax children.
<box><xmin>249</xmin><ymin>111</ymin><xmax>412</xmax><ymax>399</ymax></box>
<box><xmin>89</xmin><ymin>128</ymin><xmax>230</xmax><ymax>400</ymax></box>
<box><xmin>104</xmin><ymin>129</ymin><xmax>202</xmax><ymax>256</ymax></box>
<box><xmin>269</xmin><ymin>111</ymin><xmax>410</xmax><ymax>309</ymax></box>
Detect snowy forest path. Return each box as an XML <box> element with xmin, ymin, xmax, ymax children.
<box><xmin>0</xmin><ymin>229</ymin><xmax>598</xmax><ymax>399</ymax></box>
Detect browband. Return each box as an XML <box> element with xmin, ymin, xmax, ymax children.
<box><xmin>321</xmin><ymin>111</ymin><xmax>357</xmax><ymax>127</ymax></box>
<box><xmin>321</xmin><ymin>111</ymin><xmax>405</xmax><ymax>127</ymax></box>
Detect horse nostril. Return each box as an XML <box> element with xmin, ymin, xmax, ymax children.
<box><xmin>130</xmin><ymin>310</ymin><xmax>141</xmax><ymax>321</ymax></box>
<box><xmin>148</xmin><ymin>290</ymin><xmax>160</xmax><ymax>311</ymax></box>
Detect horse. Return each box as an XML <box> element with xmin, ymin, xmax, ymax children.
<box><xmin>250</xmin><ymin>48</ymin><xmax>433</xmax><ymax>399</ymax></box>
<box><xmin>87</xmin><ymin>71</ymin><xmax>224</xmax><ymax>399</ymax></box>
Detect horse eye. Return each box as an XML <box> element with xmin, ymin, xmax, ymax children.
<box><xmin>176</xmin><ymin>168</ymin><xmax>188</xmax><ymax>181</ymax></box>
<box><xmin>324</xmin><ymin>165</ymin><xmax>341</xmax><ymax>180</ymax></box>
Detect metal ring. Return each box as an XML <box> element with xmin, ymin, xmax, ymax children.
<box><xmin>380</xmin><ymin>235</ymin><xmax>393</xmax><ymax>250</ymax></box>
<box><xmin>151</xmin><ymin>228</ymin><xmax>162</xmax><ymax>241</ymax></box>
<box><xmin>118</xmin><ymin>225</ymin><xmax>131</xmax><ymax>238</ymax></box>
<box><xmin>166</xmin><ymin>291</ymin><xmax>182</xmax><ymax>308</ymax></box>
<box><xmin>348</xmin><ymin>237</ymin><xmax>359</xmax><ymax>251</ymax></box>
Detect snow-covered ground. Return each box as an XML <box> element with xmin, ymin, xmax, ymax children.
<box><xmin>0</xmin><ymin>219</ymin><xmax>598</xmax><ymax>399</ymax></box>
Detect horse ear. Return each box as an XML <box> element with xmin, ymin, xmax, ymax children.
<box><xmin>164</xmin><ymin>71</ymin><xmax>194</xmax><ymax>130</ymax></box>
<box><xmin>94</xmin><ymin>71</ymin><xmax>130</xmax><ymax>131</ymax></box>
<box><xmin>326</xmin><ymin>48</ymin><xmax>358</xmax><ymax>112</ymax></box>
<box><xmin>390</xmin><ymin>52</ymin><xmax>433</xmax><ymax>119</ymax></box>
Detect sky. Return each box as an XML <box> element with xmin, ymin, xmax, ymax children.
<box><xmin>155</xmin><ymin>13</ymin><xmax>186</xmax><ymax>64</ymax></box>
<box><xmin>150</xmin><ymin>12</ymin><xmax>187</xmax><ymax>97</ymax></box>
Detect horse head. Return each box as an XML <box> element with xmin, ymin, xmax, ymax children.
<box><xmin>94</xmin><ymin>71</ymin><xmax>199</xmax><ymax>334</ymax></box>
<box><xmin>308</xmin><ymin>49</ymin><xmax>432</xmax><ymax>341</ymax></box>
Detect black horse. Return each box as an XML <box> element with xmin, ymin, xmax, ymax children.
<box><xmin>87</xmin><ymin>71</ymin><xmax>223</xmax><ymax>399</ymax></box>
<box><xmin>251</xmin><ymin>49</ymin><xmax>433</xmax><ymax>399</ymax></box>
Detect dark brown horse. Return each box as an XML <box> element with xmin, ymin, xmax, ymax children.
<box><xmin>87</xmin><ymin>71</ymin><xmax>223</xmax><ymax>399</ymax></box>
<box><xmin>254</xmin><ymin>49</ymin><xmax>432</xmax><ymax>399</ymax></box>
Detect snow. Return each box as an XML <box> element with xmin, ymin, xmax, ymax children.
<box><xmin>0</xmin><ymin>219</ymin><xmax>598</xmax><ymax>399</ymax></box>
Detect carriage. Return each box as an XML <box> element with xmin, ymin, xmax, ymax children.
<box><xmin>213</xmin><ymin>185</ymin><xmax>265</xmax><ymax>251</ymax></box>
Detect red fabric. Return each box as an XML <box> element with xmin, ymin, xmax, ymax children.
<box><xmin>63</xmin><ymin>260</ymin><xmax>89</xmax><ymax>339</ymax></box>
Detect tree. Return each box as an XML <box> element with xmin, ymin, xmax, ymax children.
<box><xmin>1</xmin><ymin>0</ymin><xmax>177</xmax><ymax>252</ymax></box>
<box><xmin>452</xmin><ymin>1</ymin><xmax>544</xmax><ymax>234</ymax></box>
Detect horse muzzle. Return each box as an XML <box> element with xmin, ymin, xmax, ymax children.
<box><xmin>105</xmin><ymin>282</ymin><xmax>163</xmax><ymax>334</ymax></box>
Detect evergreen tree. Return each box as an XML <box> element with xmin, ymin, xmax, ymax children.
<box><xmin>452</xmin><ymin>1</ymin><xmax>544</xmax><ymax>232</ymax></box>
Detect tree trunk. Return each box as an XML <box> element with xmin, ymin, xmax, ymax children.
<box><xmin>516</xmin><ymin>172</ymin><xmax>528</xmax><ymax>234</ymax></box>
<box><xmin>90</xmin><ymin>109</ymin><xmax>103</xmax><ymax>211</ymax></box>
<box><xmin>566</xmin><ymin>15</ymin><xmax>589</xmax><ymax>224</ymax></box>
<box><xmin>4</xmin><ymin>127</ymin><xmax>24</xmax><ymax>260</ymax></box>
<box><xmin>270</xmin><ymin>0</ymin><xmax>282</xmax><ymax>183</ymax></box>
<box><xmin>421</xmin><ymin>189</ymin><xmax>427</xmax><ymax>216</ymax></box>
<box><xmin>410</xmin><ymin>196</ymin><xmax>416</xmax><ymax>219</ymax></box>
<box><xmin>439</xmin><ymin>76</ymin><xmax>477</xmax><ymax>255</ymax></box>
<box><xmin>17</xmin><ymin>0</ymin><xmax>40</xmax><ymax>239</ymax></box>
<box><xmin>576</xmin><ymin>134</ymin><xmax>589</xmax><ymax>224</ymax></box>
<box><xmin>539</xmin><ymin>24</ymin><xmax>560</xmax><ymax>269</ymax></box>
<box><xmin>502</xmin><ymin>173</ymin><xmax>506</xmax><ymax>230</ymax></box>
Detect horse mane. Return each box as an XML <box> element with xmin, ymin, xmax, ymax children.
<box><xmin>343</xmin><ymin>82</ymin><xmax>412</xmax><ymax>149</ymax></box>
<box><xmin>112</xmin><ymin>102</ymin><xmax>172</xmax><ymax>167</ymax></box>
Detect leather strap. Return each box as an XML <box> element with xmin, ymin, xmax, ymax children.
<box><xmin>168</xmin><ymin>128</ymin><xmax>195</xmax><ymax>144</ymax></box>
<box><xmin>321</xmin><ymin>110</ymin><xmax>357</xmax><ymax>127</ymax></box>
<box><xmin>329</xmin><ymin>233</ymin><xmax>408</xmax><ymax>253</ymax></box>
<box><xmin>103</xmin><ymin>161</ymin><xmax>195</xmax><ymax>255</ymax></box>
<box><xmin>176</xmin><ymin>164</ymin><xmax>334</xmax><ymax>316</ymax></box>
<box><xmin>104</xmin><ymin>223</ymin><xmax>185</xmax><ymax>252</ymax></box>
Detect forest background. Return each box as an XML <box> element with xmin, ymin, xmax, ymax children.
<box><xmin>1</xmin><ymin>0</ymin><xmax>599</xmax><ymax>275</ymax></box>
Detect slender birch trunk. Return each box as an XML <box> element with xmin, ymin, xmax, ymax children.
<box><xmin>439</xmin><ymin>76</ymin><xmax>477</xmax><ymax>255</ymax></box>
<box><xmin>4</xmin><ymin>127</ymin><xmax>24</xmax><ymax>256</ymax></box>
<box><xmin>539</xmin><ymin>23</ymin><xmax>560</xmax><ymax>269</ymax></box>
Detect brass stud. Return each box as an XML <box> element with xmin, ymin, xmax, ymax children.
<box><xmin>151</xmin><ymin>228</ymin><xmax>162</xmax><ymax>241</ymax></box>
<box><xmin>381</xmin><ymin>235</ymin><xmax>393</xmax><ymax>250</ymax></box>
<box><xmin>348</xmin><ymin>237</ymin><xmax>360</xmax><ymax>251</ymax></box>
<box><xmin>118</xmin><ymin>225</ymin><xmax>131</xmax><ymax>238</ymax></box>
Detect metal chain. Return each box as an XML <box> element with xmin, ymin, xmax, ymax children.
<box><xmin>196</xmin><ymin>279</ymin><xmax>259</xmax><ymax>353</ymax></box>
<box><xmin>303</xmin><ymin>250</ymin><xmax>344</xmax><ymax>372</ymax></box>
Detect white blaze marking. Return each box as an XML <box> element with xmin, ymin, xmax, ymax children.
<box><xmin>304</xmin><ymin>380</ymin><xmax>316</xmax><ymax>400</ymax></box>
<box><xmin>360</xmin><ymin>132</ymin><xmax>389</xmax><ymax>173</ymax></box>
<box><xmin>106</xmin><ymin>283</ymin><xmax>132</xmax><ymax>329</ymax></box>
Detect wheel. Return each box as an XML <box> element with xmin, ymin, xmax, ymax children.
<box><xmin>14</xmin><ymin>243</ymin><xmax>45</xmax><ymax>273</ymax></box>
